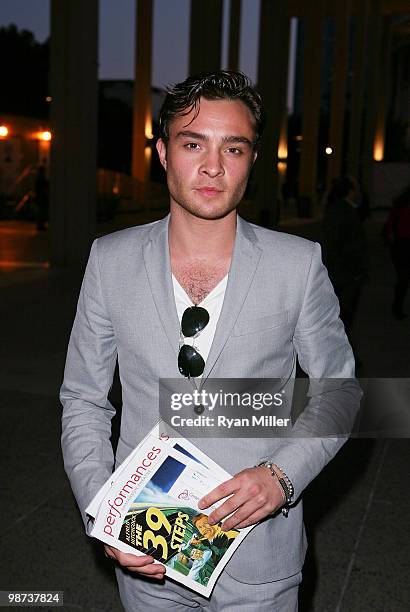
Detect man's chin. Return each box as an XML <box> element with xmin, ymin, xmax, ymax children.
<box><xmin>192</xmin><ymin>209</ymin><xmax>235</xmax><ymax>221</ymax></box>
<box><xmin>175</xmin><ymin>201</ymin><xmax>239</xmax><ymax>221</ymax></box>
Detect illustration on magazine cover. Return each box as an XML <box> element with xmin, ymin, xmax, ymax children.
<box><xmin>118</xmin><ymin>455</ymin><xmax>239</xmax><ymax>587</ymax></box>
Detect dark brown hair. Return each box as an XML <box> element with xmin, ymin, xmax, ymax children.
<box><xmin>158</xmin><ymin>70</ymin><xmax>265</xmax><ymax>147</ymax></box>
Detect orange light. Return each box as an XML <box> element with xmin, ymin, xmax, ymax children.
<box><xmin>373</xmin><ymin>136</ymin><xmax>384</xmax><ymax>161</ymax></box>
<box><xmin>32</xmin><ymin>130</ymin><xmax>52</xmax><ymax>141</ymax></box>
<box><xmin>144</xmin><ymin>146</ymin><xmax>152</xmax><ymax>162</ymax></box>
<box><xmin>145</xmin><ymin>116</ymin><xmax>153</xmax><ymax>141</ymax></box>
<box><xmin>0</xmin><ymin>125</ymin><xmax>9</xmax><ymax>137</ymax></box>
<box><xmin>39</xmin><ymin>130</ymin><xmax>52</xmax><ymax>141</ymax></box>
<box><xmin>278</xmin><ymin>140</ymin><xmax>288</xmax><ymax>162</ymax></box>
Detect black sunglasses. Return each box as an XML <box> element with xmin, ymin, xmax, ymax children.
<box><xmin>178</xmin><ymin>306</ymin><xmax>210</xmax><ymax>377</ymax></box>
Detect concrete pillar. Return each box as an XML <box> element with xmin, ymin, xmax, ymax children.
<box><xmin>347</xmin><ymin>0</ymin><xmax>370</xmax><ymax>178</ymax></box>
<box><xmin>394</xmin><ymin>44</ymin><xmax>410</xmax><ymax>146</ymax></box>
<box><xmin>255</xmin><ymin>0</ymin><xmax>289</xmax><ymax>226</ymax></box>
<box><xmin>361</xmin><ymin>0</ymin><xmax>383</xmax><ymax>199</ymax></box>
<box><xmin>298</xmin><ymin>2</ymin><xmax>324</xmax><ymax>216</ymax></box>
<box><xmin>327</xmin><ymin>0</ymin><xmax>351</xmax><ymax>189</ymax></box>
<box><xmin>49</xmin><ymin>0</ymin><xmax>98</xmax><ymax>269</ymax></box>
<box><xmin>189</xmin><ymin>0</ymin><xmax>223</xmax><ymax>74</ymax></box>
<box><xmin>392</xmin><ymin>43</ymin><xmax>402</xmax><ymax>123</ymax></box>
<box><xmin>228</xmin><ymin>0</ymin><xmax>241</xmax><ymax>72</ymax></box>
<box><xmin>132</xmin><ymin>0</ymin><xmax>153</xmax><ymax>205</ymax></box>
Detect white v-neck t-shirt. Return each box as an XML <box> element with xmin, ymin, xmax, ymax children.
<box><xmin>172</xmin><ymin>274</ymin><xmax>228</xmax><ymax>367</ymax></box>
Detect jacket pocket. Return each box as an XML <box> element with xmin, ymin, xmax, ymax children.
<box><xmin>232</xmin><ymin>311</ymin><xmax>289</xmax><ymax>337</ymax></box>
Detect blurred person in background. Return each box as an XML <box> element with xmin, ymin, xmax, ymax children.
<box><xmin>383</xmin><ymin>185</ymin><xmax>410</xmax><ymax>320</ymax></box>
<box><xmin>34</xmin><ymin>164</ymin><xmax>49</xmax><ymax>231</ymax></box>
<box><xmin>322</xmin><ymin>176</ymin><xmax>367</xmax><ymax>333</ymax></box>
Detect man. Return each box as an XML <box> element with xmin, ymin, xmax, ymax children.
<box><xmin>191</xmin><ymin>514</ymin><xmax>238</xmax><ymax>547</ymax></box>
<box><xmin>383</xmin><ymin>185</ymin><xmax>410</xmax><ymax>320</ymax></box>
<box><xmin>322</xmin><ymin>176</ymin><xmax>367</xmax><ymax>331</ymax></box>
<box><xmin>61</xmin><ymin>71</ymin><xmax>360</xmax><ymax>611</ymax></box>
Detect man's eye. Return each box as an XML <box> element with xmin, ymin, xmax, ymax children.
<box><xmin>185</xmin><ymin>143</ymin><xmax>200</xmax><ymax>150</ymax></box>
<box><xmin>227</xmin><ymin>147</ymin><xmax>243</xmax><ymax>155</ymax></box>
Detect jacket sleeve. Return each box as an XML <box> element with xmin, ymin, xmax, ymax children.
<box><xmin>266</xmin><ymin>242</ymin><xmax>362</xmax><ymax>501</ymax></box>
<box><xmin>60</xmin><ymin>239</ymin><xmax>118</xmax><ymax>532</ymax></box>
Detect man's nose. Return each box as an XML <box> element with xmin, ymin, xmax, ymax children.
<box><xmin>200</xmin><ymin>149</ymin><xmax>224</xmax><ymax>177</ymax></box>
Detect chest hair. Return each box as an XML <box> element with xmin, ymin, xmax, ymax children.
<box><xmin>173</xmin><ymin>260</ymin><xmax>229</xmax><ymax>304</ymax></box>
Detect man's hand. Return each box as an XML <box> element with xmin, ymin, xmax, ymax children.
<box><xmin>198</xmin><ymin>466</ymin><xmax>286</xmax><ymax>530</ymax></box>
<box><xmin>104</xmin><ymin>545</ymin><xmax>166</xmax><ymax>580</ymax></box>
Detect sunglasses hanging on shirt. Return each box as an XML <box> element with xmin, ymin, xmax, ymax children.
<box><xmin>178</xmin><ymin>305</ymin><xmax>209</xmax><ymax>378</ymax></box>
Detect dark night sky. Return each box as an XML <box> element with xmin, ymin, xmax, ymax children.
<box><xmin>0</xmin><ymin>0</ymin><xmax>260</xmax><ymax>87</ymax></box>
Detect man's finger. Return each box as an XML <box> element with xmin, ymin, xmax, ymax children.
<box><xmin>116</xmin><ymin>553</ymin><xmax>155</xmax><ymax>567</ymax></box>
<box><xmin>219</xmin><ymin>499</ymin><xmax>269</xmax><ymax>531</ymax></box>
<box><xmin>226</xmin><ymin>508</ymin><xmax>270</xmax><ymax>531</ymax></box>
<box><xmin>105</xmin><ymin>546</ymin><xmax>155</xmax><ymax>567</ymax></box>
<box><xmin>206</xmin><ymin>491</ymin><xmax>248</xmax><ymax>525</ymax></box>
<box><xmin>198</xmin><ymin>477</ymin><xmax>237</xmax><ymax>509</ymax></box>
<box><xmin>126</xmin><ymin>563</ymin><xmax>166</xmax><ymax>577</ymax></box>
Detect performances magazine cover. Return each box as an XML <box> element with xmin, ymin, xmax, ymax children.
<box><xmin>86</xmin><ymin>422</ymin><xmax>254</xmax><ymax>597</ymax></box>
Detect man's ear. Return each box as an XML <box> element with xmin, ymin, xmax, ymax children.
<box><xmin>156</xmin><ymin>138</ymin><xmax>167</xmax><ymax>170</ymax></box>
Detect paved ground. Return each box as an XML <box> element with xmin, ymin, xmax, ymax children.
<box><xmin>0</xmin><ymin>210</ymin><xmax>409</xmax><ymax>611</ymax></box>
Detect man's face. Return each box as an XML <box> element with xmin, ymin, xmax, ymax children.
<box><xmin>156</xmin><ymin>97</ymin><xmax>258</xmax><ymax>220</ymax></box>
<box><xmin>194</xmin><ymin>515</ymin><xmax>217</xmax><ymax>539</ymax></box>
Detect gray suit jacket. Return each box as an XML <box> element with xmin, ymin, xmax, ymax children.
<box><xmin>60</xmin><ymin>214</ymin><xmax>359</xmax><ymax>584</ymax></box>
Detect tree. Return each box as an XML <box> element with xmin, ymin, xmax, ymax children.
<box><xmin>0</xmin><ymin>24</ymin><xmax>49</xmax><ymax>118</ymax></box>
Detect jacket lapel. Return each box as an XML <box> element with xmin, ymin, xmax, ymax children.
<box><xmin>142</xmin><ymin>214</ymin><xmax>180</xmax><ymax>358</ymax></box>
<box><xmin>142</xmin><ymin>214</ymin><xmax>263</xmax><ymax>379</ymax></box>
<box><xmin>202</xmin><ymin>216</ymin><xmax>262</xmax><ymax>380</ymax></box>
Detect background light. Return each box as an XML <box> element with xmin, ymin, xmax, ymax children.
<box><xmin>325</xmin><ymin>146</ymin><xmax>333</xmax><ymax>155</ymax></box>
<box><xmin>39</xmin><ymin>131</ymin><xmax>52</xmax><ymax>141</ymax></box>
<box><xmin>278</xmin><ymin>140</ymin><xmax>288</xmax><ymax>162</ymax></box>
<box><xmin>0</xmin><ymin>125</ymin><xmax>9</xmax><ymax>137</ymax></box>
<box><xmin>373</xmin><ymin>136</ymin><xmax>384</xmax><ymax>161</ymax></box>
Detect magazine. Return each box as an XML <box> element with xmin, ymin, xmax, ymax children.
<box><xmin>86</xmin><ymin>421</ymin><xmax>255</xmax><ymax>597</ymax></box>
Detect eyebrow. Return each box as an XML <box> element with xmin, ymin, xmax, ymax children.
<box><xmin>175</xmin><ymin>130</ymin><xmax>254</xmax><ymax>147</ymax></box>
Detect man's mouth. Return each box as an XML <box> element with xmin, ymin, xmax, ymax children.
<box><xmin>196</xmin><ymin>187</ymin><xmax>223</xmax><ymax>197</ymax></box>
